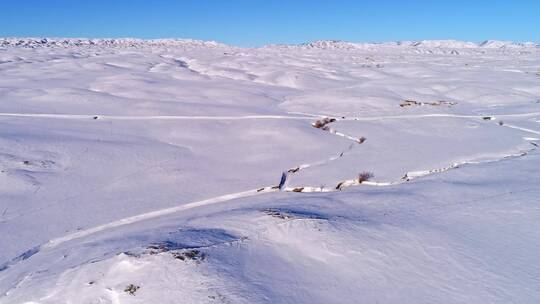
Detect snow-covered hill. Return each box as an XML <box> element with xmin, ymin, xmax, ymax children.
<box><xmin>1</xmin><ymin>37</ymin><xmax>540</xmax><ymax>304</ymax></box>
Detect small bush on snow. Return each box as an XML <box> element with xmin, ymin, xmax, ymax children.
<box><xmin>358</xmin><ymin>171</ymin><xmax>374</xmax><ymax>183</ymax></box>
<box><xmin>124</xmin><ymin>284</ymin><xmax>140</xmax><ymax>296</ymax></box>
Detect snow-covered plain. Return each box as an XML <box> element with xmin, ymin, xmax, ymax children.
<box><xmin>0</xmin><ymin>38</ymin><xmax>539</xmax><ymax>303</ymax></box>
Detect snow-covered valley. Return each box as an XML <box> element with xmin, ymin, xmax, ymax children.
<box><xmin>1</xmin><ymin>38</ymin><xmax>539</xmax><ymax>303</ymax></box>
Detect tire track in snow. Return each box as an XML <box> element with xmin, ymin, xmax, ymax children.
<box><xmin>0</xmin><ymin>186</ymin><xmax>280</xmax><ymax>274</ymax></box>
<box><xmin>1</xmin><ymin>111</ymin><xmax>539</xmax><ymax>121</ymax></box>
<box><xmin>0</xmin><ymin>113</ymin><xmax>314</xmax><ymax>121</ymax></box>
<box><xmin>503</xmin><ymin>123</ymin><xmax>540</xmax><ymax>135</ymax></box>
<box><xmin>43</xmin><ymin>187</ymin><xmax>278</xmax><ymax>249</ymax></box>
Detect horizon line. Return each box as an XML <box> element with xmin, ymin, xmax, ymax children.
<box><xmin>2</xmin><ymin>36</ymin><xmax>539</xmax><ymax>48</ymax></box>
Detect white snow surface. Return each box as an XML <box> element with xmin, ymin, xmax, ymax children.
<box><xmin>1</xmin><ymin>38</ymin><xmax>540</xmax><ymax>304</ymax></box>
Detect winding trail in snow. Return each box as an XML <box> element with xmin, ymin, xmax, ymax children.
<box><xmin>2</xmin><ymin>109</ymin><xmax>539</xmax><ymax>277</ymax></box>
<box><xmin>281</xmin><ymin>112</ymin><xmax>540</xmax><ymax>192</ymax></box>
<box><xmin>284</xmin><ymin>143</ymin><xmax>538</xmax><ymax>193</ymax></box>
<box><xmin>279</xmin><ymin>116</ymin><xmax>368</xmax><ymax>189</ymax></box>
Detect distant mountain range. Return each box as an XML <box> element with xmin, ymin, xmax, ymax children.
<box><xmin>272</xmin><ymin>39</ymin><xmax>539</xmax><ymax>50</ymax></box>
<box><xmin>1</xmin><ymin>37</ymin><xmax>538</xmax><ymax>49</ymax></box>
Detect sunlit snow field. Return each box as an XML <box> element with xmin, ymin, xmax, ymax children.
<box><xmin>1</xmin><ymin>38</ymin><xmax>540</xmax><ymax>303</ymax></box>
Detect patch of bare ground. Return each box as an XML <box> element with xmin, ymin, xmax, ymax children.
<box><xmin>312</xmin><ymin>117</ymin><xmax>336</xmax><ymax>129</ymax></box>
<box><xmin>145</xmin><ymin>243</ymin><xmax>207</xmax><ymax>263</ymax></box>
<box><xmin>400</xmin><ymin>99</ymin><xmax>457</xmax><ymax>107</ymax></box>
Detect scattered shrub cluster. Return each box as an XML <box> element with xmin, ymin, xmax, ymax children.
<box><xmin>358</xmin><ymin>171</ymin><xmax>374</xmax><ymax>183</ymax></box>
<box><xmin>400</xmin><ymin>100</ymin><xmax>456</xmax><ymax>107</ymax></box>
<box><xmin>124</xmin><ymin>284</ymin><xmax>140</xmax><ymax>296</ymax></box>
<box><xmin>312</xmin><ymin>117</ymin><xmax>337</xmax><ymax>129</ymax></box>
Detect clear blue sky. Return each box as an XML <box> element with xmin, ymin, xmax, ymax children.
<box><xmin>1</xmin><ymin>0</ymin><xmax>539</xmax><ymax>47</ymax></box>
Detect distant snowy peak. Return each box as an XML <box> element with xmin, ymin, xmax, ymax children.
<box><xmin>268</xmin><ymin>40</ymin><xmax>391</xmax><ymax>50</ymax></box>
<box><xmin>300</xmin><ymin>40</ymin><xmax>368</xmax><ymax>50</ymax></box>
<box><xmin>0</xmin><ymin>38</ymin><xmax>229</xmax><ymax>49</ymax></box>
<box><xmin>267</xmin><ymin>39</ymin><xmax>539</xmax><ymax>50</ymax></box>
<box><xmin>479</xmin><ymin>40</ymin><xmax>514</xmax><ymax>48</ymax></box>
<box><xmin>409</xmin><ymin>40</ymin><xmax>478</xmax><ymax>48</ymax></box>
<box><xmin>479</xmin><ymin>40</ymin><xmax>539</xmax><ymax>48</ymax></box>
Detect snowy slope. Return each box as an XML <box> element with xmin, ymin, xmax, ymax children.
<box><xmin>1</xmin><ymin>39</ymin><xmax>540</xmax><ymax>304</ymax></box>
